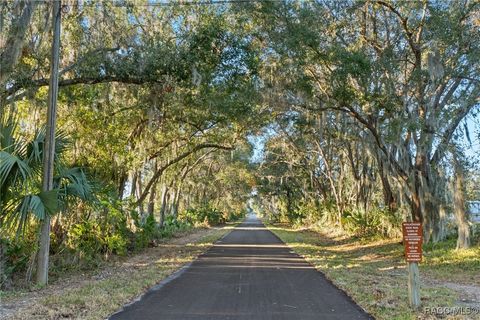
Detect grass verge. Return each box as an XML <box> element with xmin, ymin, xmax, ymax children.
<box><xmin>1</xmin><ymin>224</ymin><xmax>236</xmax><ymax>320</ymax></box>
<box><xmin>266</xmin><ymin>223</ymin><xmax>480</xmax><ymax>320</ymax></box>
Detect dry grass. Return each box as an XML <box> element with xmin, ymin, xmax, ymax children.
<box><xmin>267</xmin><ymin>223</ymin><xmax>480</xmax><ymax>320</ymax></box>
<box><xmin>1</xmin><ymin>224</ymin><xmax>236</xmax><ymax>320</ymax></box>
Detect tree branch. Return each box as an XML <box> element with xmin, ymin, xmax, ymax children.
<box><xmin>430</xmin><ymin>102</ymin><xmax>479</xmax><ymax>166</ymax></box>
<box><xmin>135</xmin><ymin>143</ymin><xmax>234</xmax><ymax>205</ymax></box>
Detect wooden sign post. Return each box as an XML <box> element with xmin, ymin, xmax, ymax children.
<box><xmin>402</xmin><ymin>222</ymin><xmax>422</xmax><ymax>309</ymax></box>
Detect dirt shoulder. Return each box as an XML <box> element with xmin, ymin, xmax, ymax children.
<box><xmin>0</xmin><ymin>224</ymin><xmax>235</xmax><ymax>320</ymax></box>
<box><xmin>266</xmin><ymin>223</ymin><xmax>480</xmax><ymax>320</ymax></box>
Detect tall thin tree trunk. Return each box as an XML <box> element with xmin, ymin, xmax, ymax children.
<box><xmin>159</xmin><ymin>185</ymin><xmax>169</xmax><ymax>227</ymax></box>
<box><xmin>410</xmin><ymin>173</ymin><xmax>424</xmax><ymax>223</ymax></box>
<box><xmin>147</xmin><ymin>183</ymin><xmax>156</xmax><ymax>217</ymax></box>
<box><xmin>378</xmin><ymin>156</ymin><xmax>397</xmax><ymax>212</ymax></box>
<box><xmin>316</xmin><ymin>142</ymin><xmax>342</xmax><ymax>225</ymax></box>
<box><xmin>130</xmin><ymin>171</ymin><xmax>137</xmax><ymax>197</ymax></box>
<box><xmin>173</xmin><ymin>187</ymin><xmax>181</xmax><ymax>218</ymax></box>
<box><xmin>117</xmin><ymin>171</ymin><xmax>127</xmax><ymax>199</ymax></box>
<box><xmin>0</xmin><ymin>240</ymin><xmax>6</xmax><ymax>289</ymax></box>
<box><xmin>37</xmin><ymin>0</ymin><xmax>61</xmax><ymax>286</ymax></box>
<box><xmin>147</xmin><ymin>161</ymin><xmax>157</xmax><ymax>217</ymax></box>
<box><xmin>168</xmin><ymin>189</ymin><xmax>176</xmax><ymax>216</ymax></box>
<box><xmin>436</xmin><ymin>203</ymin><xmax>448</xmax><ymax>242</ymax></box>
<box><xmin>136</xmin><ymin>170</ymin><xmax>144</xmax><ymax>217</ymax></box>
<box><xmin>453</xmin><ymin>154</ymin><xmax>470</xmax><ymax>249</ymax></box>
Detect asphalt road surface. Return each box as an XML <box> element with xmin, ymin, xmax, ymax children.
<box><xmin>109</xmin><ymin>214</ymin><xmax>372</xmax><ymax>320</ymax></box>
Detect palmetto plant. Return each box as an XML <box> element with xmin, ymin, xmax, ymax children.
<box><xmin>0</xmin><ymin>112</ymin><xmax>93</xmax><ymax>234</ymax></box>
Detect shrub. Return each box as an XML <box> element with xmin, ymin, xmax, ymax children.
<box><xmin>67</xmin><ymin>221</ymin><xmax>105</xmax><ymax>262</ymax></box>
<box><xmin>227</xmin><ymin>209</ymin><xmax>246</xmax><ymax>221</ymax></box>
<box><xmin>342</xmin><ymin>207</ymin><xmax>402</xmax><ymax>238</ymax></box>
<box><xmin>134</xmin><ymin>213</ymin><xmax>158</xmax><ymax>249</ymax></box>
<box><xmin>159</xmin><ymin>215</ymin><xmax>191</xmax><ymax>238</ymax></box>
<box><xmin>178</xmin><ymin>205</ymin><xmax>226</xmax><ymax>226</ymax></box>
<box><xmin>178</xmin><ymin>208</ymin><xmax>200</xmax><ymax>225</ymax></box>
<box><xmin>0</xmin><ymin>236</ymin><xmax>36</xmax><ymax>289</ymax></box>
<box><xmin>66</xmin><ymin>201</ymin><xmax>132</xmax><ymax>261</ymax></box>
<box><xmin>104</xmin><ymin>234</ymin><xmax>127</xmax><ymax>256</ymax></box>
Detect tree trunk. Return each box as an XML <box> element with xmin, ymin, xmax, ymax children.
<box><xmin>426</xmin><ymin>178</ymin><xmax>445</xmax><ymax>243</ymax></box>
<box><xmin>173</xmin><ymin>187</ymin><xmax>181</xmax><ymax>218</ymax></box>
<box><xmin>453</xmin><ymin>155</ymin><xmax>470</xmax><ymax>249</ymax></box>
<box><xmin>410</xmin><ymin>171</ymin><xmax>424</xmax><ymax>223</ymax></box>
<box><xmin>130</xmin><ymin>171</ymin><xmax>137</xmax><ymax>197</ymax></box>
<box><xmin>147</xmin><ymin>161</ymin><xmax>158</xmax><ymax>218</ymax></box>
<box><xmin>315</xmin><ymin>141</ymin><xmax>342</xmax><ymax>224</ymax></box>
<box><xmin>147</xmin><ymin>183</ymin><xmax>157</xmax><ymax>218</ymax></box>
<box><xmin>117</xmin><ymin>171</ymin><xmax>127</xmax><ymax>199</ymax></box>
<box><xmin>136</xmin><ymin>170</ymin><xmax>144</xmax><ymax>217</ymax></box>
<box><xmin>37</xmin><ymin>0</ymin><xmax>61</xmax><ymax>286</ymax></box>
<box><xmin>159</xmin><ymin>185</ymin><xmax>169</xmax><ymax>227</ymax></box>
<box><xmin>377</xmin><ymin>156</ymin><xmax>397</xmax><ymax>212</ymax></box>
<box><xmin>168</xmin><ymin>189</ymin><xmax>176</xmax><ymax>217</ymax></box>
<box><xmin>0</xmin><ymin>240</ymin><xmax>7</xmax><ymax>289</ymax></box>
<box><xmin>435</xmin><ymin>203</ymin><xmax>448</xmax><ymax>242</ymax></box>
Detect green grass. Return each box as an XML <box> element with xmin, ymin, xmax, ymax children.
<box><xmin>5</xmin><ymin>224</ymin><xmax>236</xmax><ymax>320</ymax></box>
<box><xmin>266</xmin><ymin>223</ymin><xmax>480</xmax><ymax>320</ymax></box>
<box><xmin>422</xmin><ymin>237</ymin><xmax>480</xmax><ymax>285</ymax></box>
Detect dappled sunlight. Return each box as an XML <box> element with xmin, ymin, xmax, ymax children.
<box><xmin>185</xmin><ymin>243</ymin><xmax>213</xmax><ymax>247</ymax></box>
<box><xmin>191</xmin><ymin>265</ymin><xmax>315</xmax><ymax>269</ymax></box>
<box><xmin>287</xmin><ymin>242</ymin><xmax>321</xmax><ymax>249</ymax></box>
<box><xmin>213</xmin><ymin>244</ymin><xmax>287</xmax><ymax>248</ymax></box>
<box><xmin>192</xmin><ymin>254</ymin><xmax>316</xmax><ymax>270</ymax></box>
<box><xmin>128</xmin><ymin>262</ymin><xmax>149</xmax><ymax>268</ymax></box>
<box><xmin>155</xmin><ymin>257</ymin><xmax>193</xmax><ymax>265</ymax></box>
<box><xmin>201</xmin><ymin>256</ymin><xmax>304</xmax><ymax>262</ymax></box>
<box><xmin>266</xmin><ymin>226</ymin><xmax>292</xmax><ymax>232</ymax></box>
<box><xmin>125</xmin><ymin>257</ymin><xmax>196</xmax><ymax>269</ymax></box>
<box><xmin>378</xmin><ymin>265</ymin><xmax>406</xmax><ymax>271</ymax></box>
<box><xmin>268</xmin><ymin>225</ymin><xmax>413</xmax><ymax>275</ymax></box>
<box><xmin>155</xmin><ymin>244</ymin><xmax>185</xmax><ymax>248</ymax></box>
<box><xmin>357</xmin><ymin>253</ymin><xmax>382</xmax><ymax>261</ymax></box>
<box><xmin>356</xmin><ymin>253</ymin><xmax>397</xmax><ymax>263</ymax></box>
<box><xmin>231</xmin><ymin>226</ymin><xmax>268</xmax><ymax>231</ymax></box>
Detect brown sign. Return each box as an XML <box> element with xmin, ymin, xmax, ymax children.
<box><xmin>402</xmin><ymin>222</ymin><xmax>423</xmax><ymax>262</ymax></box>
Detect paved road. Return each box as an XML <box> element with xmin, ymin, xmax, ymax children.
<box><xmin>110</xmin><ymin>214</ymin><xmax>372</xmax><ymax>320</ymax></box>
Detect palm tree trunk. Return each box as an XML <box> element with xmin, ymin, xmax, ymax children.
<box><xmin>37</xmin><ymin>0</ymin><xmax>61</xmax><ymax>286</ymax></box>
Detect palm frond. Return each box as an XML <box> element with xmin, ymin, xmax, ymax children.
<box><xmin>0</xmin><ymin>112</ymin><xmax>17</xmax><ymax>152</ymax></box>
<box><xmin>25</xmin><ymin>128</ymin><xmax>71</xmax><ymax>167</ymax></box>
<box><xmin>0</xmin><ymin>151</ymin><xmax>32</xmax><ymax>187</ymax></box>
<box><xmin>55</xmin><ymin>167</ymin><xmax>94</xmax><ymax>211</ymax></box>
<box><xmin>2</xmin><ymin>190</ymin><xmax>58</xmax><ymax>235</ymax></box>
